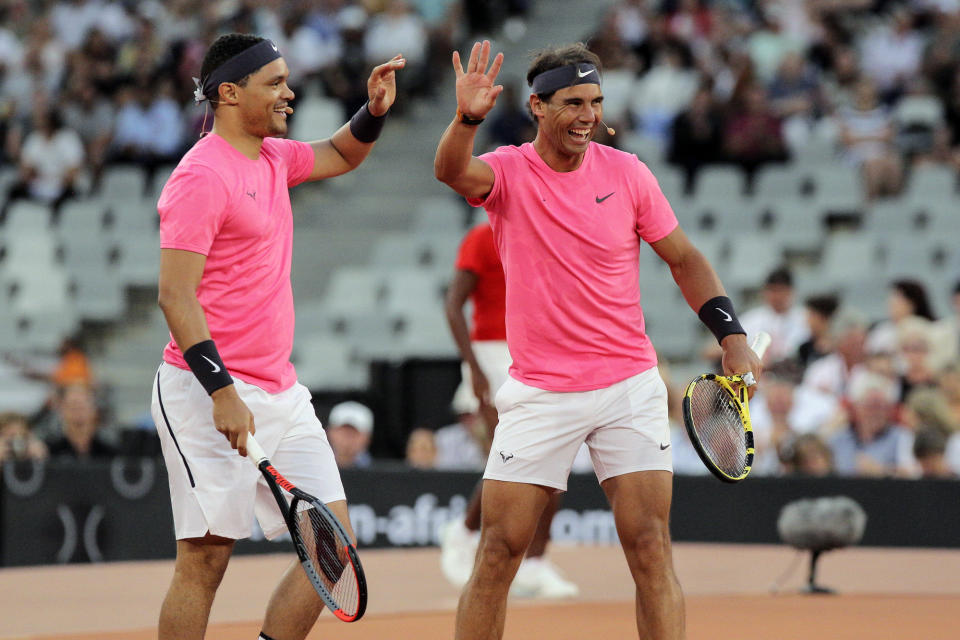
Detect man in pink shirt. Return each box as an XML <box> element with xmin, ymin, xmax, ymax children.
<box><xmin>150</xmin><ymin>34</ymin><xmax>404</xmax><ymax>640</ymax></box>
<box><xmin>435</xmin><ymin>41</ymin><xmax>762</xmax><ymax>640</ymax></box>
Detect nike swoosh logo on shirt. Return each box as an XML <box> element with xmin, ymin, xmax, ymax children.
<box><xmin>577</xmin><ymin>68</ymin><xmax>596</xmax><ymax>78</ymax></box>
<box><xmin>596</xmin><ymin>192</ymin><xmax>614</xmax><ymax>203</ymax></box>
<box><xmin>660</xmin><ymin>443</ymin><xmax>671</xmax><ymax>450</ymax></box>
<box><xmin>201</xmin><ymin>355</ymin><xmax>221</xmax><ymax>373</ymax></box>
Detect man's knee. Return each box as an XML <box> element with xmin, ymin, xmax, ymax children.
<box><xmin>475</xmin><ymin>528</ymin><xmax>527</xmax><ymax>577</ymax></box>
<box><xmin>174</xmin><ymin>535</ymin><xmax>235</xmax><ymax>588</ymax></box>
<box><xmin>621</xmin><ymin>518</ymin><xmax>672</xmax><ymax>570</ymax></box>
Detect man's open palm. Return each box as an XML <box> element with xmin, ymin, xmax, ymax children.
<box><xmin>453</xmin><ymin>40</ymin><xmax>504</xmax><ymax>119</ymax></box>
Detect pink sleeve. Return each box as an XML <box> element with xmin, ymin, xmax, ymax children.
<box><xmin>272</xmin><ymin>138</ymin><xmax>315</xmax><ymax>187</ymax></box>
<box><xmin>465</xmin><ymin>149</ymin><xmax>507</xmax><ymax>211</ymax></box>
<box><xmin>158</xmin><ymin>164</ymin><xmax>230</xmax><ymax>256</ymax></box>
<box><xmin>634</xmin><ymin>158</ymin><xmax>678</xmax><ymax>243</ymax></box>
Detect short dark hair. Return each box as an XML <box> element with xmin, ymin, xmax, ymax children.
<box><xmin>891</xmin><ymin>278</ymin><xmax>936</xmax><ymax>321</ymax></box>
<box><xmin>526</xmin><ymin>42</ymin><xmax>602</xmax><ymax>103</ymax></box>
<box><xmin>765</xmin><ymin>266</ymin><xmax>793</xmax><ymax>287</ymax></box>
<box><xmin>200</xmin><ymin>33</ymin><xmax>265</xmax><ymax>106</ymax></box>
<box><xmin>804</xmin><ymin>294</ymin><xmax>839</xmax><ymax>318</ymax></box>
<box><xmin>913</xmin><ymin>426</ymin><xmax>947</xmax><ymax>459</ymax></box>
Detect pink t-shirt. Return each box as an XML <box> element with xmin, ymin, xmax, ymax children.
<box><xmin>468</xmin><ymin>142</ymin><xmax>678</xmax><ymax>392</ymax></box>
<box><xmin>158</xmin><ymin>133</ymin><xmax>314</xmax><ymax>393</ymax></box>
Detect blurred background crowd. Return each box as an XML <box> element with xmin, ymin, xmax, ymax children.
<box><xmin>1</xmin><ymin>0</ymin><xmax>959</xmax><ymax>482</ymax></box>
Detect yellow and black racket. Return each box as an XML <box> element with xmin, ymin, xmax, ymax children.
<box><xmin>681</xmin><ymin>332</ymin><xmax>771</xmax><ymax>483</ymax></box>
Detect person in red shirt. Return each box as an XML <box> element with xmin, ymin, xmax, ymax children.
<box><xmin>442</xmin><ymin>221</ymin><xmax>578</xmax><ymax>598</ymax></box>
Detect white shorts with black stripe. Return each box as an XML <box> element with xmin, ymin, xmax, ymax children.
<box><xmin>150</xmin><ymin>362</ymin><xmax>345</xmax><ymax>541</ymax></box>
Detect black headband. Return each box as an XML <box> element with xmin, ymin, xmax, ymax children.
<box><xmin>530</xmin><ymin>63</ymin><xmax>600</xmax><ymax>95</ymax></box>
<box><xmin>193</xmin><ymin>39</ymin><xmax>282</xmax><ymax>104</ymax></box>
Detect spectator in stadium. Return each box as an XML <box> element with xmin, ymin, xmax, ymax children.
<box><xmin>723</xmin><ymin>82</ymin><xmax>789</xmax><ymax>191</ymax></box>
<box><xmin>745</xmin><ymin>360</ymin><xmax>806</xmax><ymax>474</ymax></box>
<box><xmin>867</xmin><ymin>279</ymin><xmax>937</xmax><ymax>355</ymax></box>
<box><xmin>937</xmin><ymin>360</ymin><xmax>960</xmax><ymax>429</ymax></box>
<box><xmin>779</xmin><ymin>433</ymin><xmax>833</xmax><ymax>476</ymax></box>
<box><xmin>895</xmin><ymin>317</ymin><xmax>942</xmax><ymax>401</ymax></box>
<box><xmin>740</xmin><ymin>266</ymin><xmax>810</xmax><ymax>363</ymax></box>
<box><xmin>837</xmin><ymin>77</ymin><xmax>903</xmax><ymax>201</ymax></box>
<box><xmin>364</xmin><ymin>0</ymin><xmax>428</xmax><ymax>106</ymax></box>
<box><xmin>484</xmin><ymin>80</ymin><xmax>536</xmax><ymax>149</ymax></box>
<box><xmin>629</xmin><ymin>40</ymin><xmax>699</xmax><ymax>145</ymax></box>
<box><xmin>935</xmin><ymin>280</ymin><xmax>960</xmax><ymax>361</ymax></box>
<box><xmin>892</xmin><ymin>76</ymin><xmax>951</xmax><ymax>166</ymax></box>
<box><xmin>858</xmin><ymin>7</ymin><xmax>924</xmax><ymax>101</ymax></box>
<box><xmin>326</xmin><ymin>401</ymin><xmax>375</xmax><ymax>469</ymax></box>
<box><xmin>405</xmin><ymin>427</ymin><xmax>437</xmax><ymax>469</ymax></box>
<box><xmin>2</xmin><ymin>107</ymin><xmax>84</xmax><ymax>220</ymax></box>
<box><xmin>110</xmin><ymin>77</ymin><xmax>184</xmax><ymax>185</ymax></box>
<box><xmin>768</xmin><ymin>51</ymin><xmax>825</xmax><ymax>153</ymax></box>
<box><xmin>912</xmin><ymin>427</ymin><xmax>955</xmax><ymax>479</ymax></box>
<box><xmin>441</xmin><ymin>220</ymin><xmax>578</xmax><ymax>598</ymax></box>
<box><xmin>45</xmin><ymin>382</ymin><xmax>117</xmax><ymax>460</ymax></box>
<box><xmin>51</xmin><ymin>336</ymin><xmax>94</xmax><ymax>388</ymax></box>
<box><xmin>829</xmin><ymin>370</ymin><xmax>915</xmax><ymax>477</ymax></box>
<box><xmin>60</xmin><ymin>80</ymin><xmax>114</xmax><ymax>191</ymax></box>
<box><xmin>435</xmin><ymin>39</ymin><xmax>761</xmax><ymax>637</ymax></box>
<box><xmin>799</xmin><ymin>306</ymin><xmax>870</xmax><ymax>430</ymax></box>
<box><xmin>666</xmin><ymin>82</ymin><xmax>725</xmax><ymax>194</ymax></box>
<box><xmin>797</xmin><ymin>294</ymin><xmax>839</xmax><ymax>368</ymax></box>
<box><xmin>0</xmin><ymin>412</ymin><xmax>48</xmax><ymax>466</ymax></box>
<box><xmin>432</xmin><ymin>408</ymin><xmax>486</xmax><ymax>471</ymax></box>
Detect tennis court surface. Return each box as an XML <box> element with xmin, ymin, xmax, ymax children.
<box><xmin>4</xmin><ymin>542</ymin><xmax>958</xmax><ymax>639</ymax></box>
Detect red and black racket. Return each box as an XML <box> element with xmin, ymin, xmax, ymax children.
<box><xmin>246</xmin><ymin>435</ymin><xmax>367</xmax><ymax>622</ymax></box>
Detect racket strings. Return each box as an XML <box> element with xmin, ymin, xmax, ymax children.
<box><xmin>689</xmin><ymin>380</ymin><xmax>748</xmax><ymax>476</ymax></box>
<box><xmin>296</xmin><ymin>505</ymin><xmax>359</xmax><ymax>615</ymax></box>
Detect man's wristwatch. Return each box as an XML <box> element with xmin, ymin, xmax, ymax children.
<box><xmin>456</xmin><ymin>107</ymin><xmax>485</xmax><ymax>125</ymax></box>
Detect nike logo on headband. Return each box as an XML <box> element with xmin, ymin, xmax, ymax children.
<box><xmin>577</xmin><ymin>68</ymin><xmax>596</xmax><ymax>78</ymax></box>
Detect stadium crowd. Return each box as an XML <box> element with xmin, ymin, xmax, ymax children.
<box><xmin>1</xmin><ymin>0</ymin><xmax>959</xmax><ymax>480</ymax></box>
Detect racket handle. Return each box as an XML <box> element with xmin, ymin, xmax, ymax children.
<box><xmin>751</xmin><ymin>331</ymin><xmax>772</xmax><ymax>359</ymax></box>
<box><xmin>245</xmin><ymin>434</ymin><xmax>268</xmax><ymax>464</ymax></box>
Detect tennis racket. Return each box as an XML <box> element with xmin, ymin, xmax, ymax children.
<box><xmin>246</xmin><ymin>435</ymin><xmax>367</xmax><ymax>622</ymax></box>
<box><xmin>681</xmin><ymin>332</ymin><xmax>771</xmax><ymax>483</ymax></box>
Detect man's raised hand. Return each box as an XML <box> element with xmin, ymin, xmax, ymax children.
<box><xmin>453</xmin><ymin>40</ymin><xmax>504</xmax><ymax>120</ymax></box>
<box><xmin>368</xmin><ymin>54</ymin><xmax>406</xmax><ymax>116</ymax></box>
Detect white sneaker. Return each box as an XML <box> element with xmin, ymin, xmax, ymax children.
<box><xmin>536</xmin><ymin>559</ymin><xmax>580</xmax><ymax>599</ymax></box>
<box><xmin>439</xmin><ymin>519</ymin><xmax>478</xmax><ymax>589</ymax></box>
<box><xmin>510</xmin><ymin>557</ymin><xmax>579</xmax><ymax>599</ymax></box>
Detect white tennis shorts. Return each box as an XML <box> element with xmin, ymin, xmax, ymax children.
<box><xmin>451</xmin><ymin>340</ymin><xmax>512</xmax><ymax>414</ymax></box>
<box><xmin>150</xmin><ymin>363</ymin><xmax>345</xmax><ymax>541</ymax></box>
<box><xmin>483</xmin><ymin>366</ymin><xmax>672</xmax><ymax>491</ymax></box>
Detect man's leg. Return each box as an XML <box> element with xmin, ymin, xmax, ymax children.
<box><xmin>158</xmin><ymin>534</ymin><xmax>235</xmax><ymax>640</ymax></box>
<box><xmin>455</xmin><ymin>479</ymin><xmax>550</xmax><ymax>640</ymax></box>
<box><xmin>525</xmin><ymin>492</ymin><xmax>560</xmax><ymax>557</ymax></box>
<box><xmin>601</xmin><ymin>471</ymin><xmax>685</xmax><ymax>640</ymax></box>
<box><xmin>261</xmin><ymin>500</ymin><xmax>354</xmax><ymax>640</ymax></box>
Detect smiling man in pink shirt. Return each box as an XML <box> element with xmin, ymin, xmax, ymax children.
<box><xmin>435</xmin><ymin>41</ymin><xmax>762</xmax><ymax>640</ymax></box>
<box><xmin>151</xmin><ymin>34</ymin><xmax>404</xmax><ymax>640</ymax></box>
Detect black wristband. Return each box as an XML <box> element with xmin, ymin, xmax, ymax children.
<box><xmin>698</xmin><ymin>296</ymin><xmax>746</xmax><ymax>344</ymax></box>
<box><xmin>456</xmin><ymin>107</ymin><xmax>485</xmax><ymax>125</ymax></box>
<box><xmin>349</xmin><ymin>102</ymin><xmax>387</xmax><ymax>143</ymax></box>
<box><xmin>183</xmin><ymin>340</ymin><xmax>234</xmax><ymax>395</ymax></box>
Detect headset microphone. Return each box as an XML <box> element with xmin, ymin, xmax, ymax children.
<box><xmin>600</xmin><ymin>120</ymin><xmax>615</xmax><ymax>135</ymax></box>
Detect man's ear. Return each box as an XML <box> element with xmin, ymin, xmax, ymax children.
<box><xmin>218</xmin><ymin>82</ymin><xmax>241</xmax><ymax>106</ymax></box>
<box><xmin>530</xmin><ymin>94</ymin><xmax>544</xmax><ymax>118</ymax></box>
